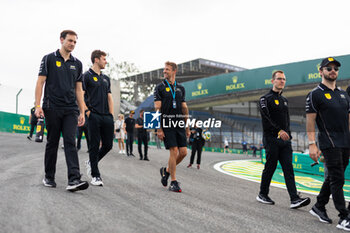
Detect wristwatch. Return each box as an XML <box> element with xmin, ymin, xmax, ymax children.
<box><xmin>308</xmin><ymin>141</ymin><xmax>316</xmax><ymax>145</ymax></box>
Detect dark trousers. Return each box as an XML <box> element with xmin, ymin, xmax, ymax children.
<box><xmin>76</xmin><ymin>120</ymin><xmax>89</xmax><ymax>151</ymax></box>
<box><xmin>88</xmin><ymin>112</ymin><xmax>114</xmax><ymax>178</ymax></box>
<box><xmin>29</xmin><ymin>123</ymin><xmax>36</xmax><ymax>137</ymax></box>
<box><xmin>137</xmin><ymin>134</ymin><xmax>148</xmax><ymax>159</ymax></box>
<box><xmin>316</xmin><ymin>148</ymin><xmax>349</xmax><ymax>218</ymax></box>
<box><xmin>43</xmin><ymin>109</ymin><xmax>80</xmax><ymax>182</ymax></box>
<box><xmin>190</xmin><ymin>141</ymin><xmax>203</xmax><ymax>164</ymax></box>
<box><xmin>126</xmin><ymin>132</ymin><xmax>134</xmax><ymax>155</ymax></box>
<box><xmin>259</xmin><ymin>137</ymin><xmax>298</xmax><ymax>201</ymax></box>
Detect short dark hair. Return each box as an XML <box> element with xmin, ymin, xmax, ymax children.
<box><xmin>272</xmin><ymin>70</ymin><xmax>284</xmax><ymax>79</ymax></box>
<box><xmin>60</xmin><ymin>30</ymin><xmax>77</xmax><ymax>39</ymax></box>
<box><xmin>91</xmin><ymin>50</ymin><xmax>107</xmax><ymax>64</ymax></box>
<box><xmin>165</xmin><ymin>61</ymin><xmax>177</xmax><ymax>71</ymax></box>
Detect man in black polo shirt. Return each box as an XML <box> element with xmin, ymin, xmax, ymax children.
<box><xmin>257</xmin><ymin>70</ymin><xmax>310</xmax><ymax>208</ymax></box>
<box><xmin>124</xmin><ymin>111</ymin><xmax>136</xmax><ymax>156</ymax></box>
<box><xmin>306</xmin><ymin>57</ymin><xmax>350</xmax><ymax>230</ymax></box>
<box><xmin>83</xmin><ymin>50</ymin><xmax>114</xmax><ymax>187</ymax></box>
<box><xmin>154</xmin><ymin>61</ymin><xmax>190</xmax><ymax>192</ymax></box>
<box><xmin>135</xmin><ymin>109</ymin><xmax>149</xmax><ymax>161</ymax></box>
<box><xmin>34</xmin><ymin>30</ymin><xmax>88</xmax><ymax>192</ymax></box>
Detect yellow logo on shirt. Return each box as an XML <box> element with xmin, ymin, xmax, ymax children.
<box><xmin>274</xmin><ymin>99</ymin><xmax>279</xmax><ymax>105</ymax></box>
<box><xmin>165</xmin><ymin>87</ymin><xmax>170</xmax><ymax>92</ymax></box>
<box><xmin>56</xmin><ymin>61</ymin><xmax>61</xmax><ymax>67</ymax></box>
<box><xmin>93</xmin><ymin>77</ymin><xmax>98</xmax><ymax>82</ymax></box>
<box><xmin>325</xmin><ymin>93</ymin><xmax>332</xmax><ymax>99</ymax></box>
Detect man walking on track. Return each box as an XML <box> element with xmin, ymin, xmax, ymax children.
<box><xmin>34</xmin><ymin>30</ymin><xmax>88</xmax><ymax>192</ymax></box>
<box><xmin>83</xmin><ymin>50</ymin><xmax>114</xmax><ymax>187</ymax></box>
<box><xmin>306</xmin><ymin>57</ymin><xmax>350</xmax><ymax>231</ymax></box>
<box><xmin>257</xmin><ymin>70</ymin><xmax>310</xmax><ymax>208</ymax></box>
<box><xmin>124</xmin><ymin>111</ymin><xmax>136</xmax><ymax>156</ymax></box>
<box><xmin>154</xmin><ymin>61</ymin><xmax>190</xmax><ymax>192</ymax></box>
<box><xmin>135</xmin><ymin>109</ymin><xmax>149</xmax><ymax>161</ymax></box>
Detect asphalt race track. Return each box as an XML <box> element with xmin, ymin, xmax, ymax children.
<box><xmin>0</xmin><ymin>132</ymin><xmax>343</xmax><ymax>233</ymax></box>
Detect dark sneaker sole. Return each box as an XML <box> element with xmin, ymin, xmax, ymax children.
<box><xmin>66</xmin><ymin>182</ymin><xmax>89</xmax><ymax>192</ymax></box>
<box><xmin>309</xmin><ymin>209</ymin><xmax>332</xmax><ymax>224</ymax></box>
<box><xmin>256</xmin><ymin>196</ymin><xmax>274</xmax><ymax>205</ymax></box>
<box><xmin>290</xmin><ymin>198</ymin><xmax>311</xmax><ymax>209</ymax></box>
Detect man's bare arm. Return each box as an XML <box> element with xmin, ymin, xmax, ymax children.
<box><xmin>108</xmin><ymin>93</ymin><xmax>114</xmax><ymax>117</ymax></box>
<box><xmin>34</xmin><ymin>75</ymin><xmax>47</xmax><ymax>118</ymax></box>
<box><xmin>306</xmin><ymin>113</ymin><xmax>320</xmax><ymax>162</ymax></box>
<box><xmin>75</xmin><ymin>82</ymin><xmax>85</xmax><ymax>126</ymax></box>
<box><xmin>182</xmin><ymin>102</ymin><xmax>190</xmax><ymax>137</ymax></box>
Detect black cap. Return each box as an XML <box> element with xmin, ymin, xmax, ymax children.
<box><xmin>320</xmin><ymin>57</ymin><xmax>341</xmax><ymax>68</ymax></box>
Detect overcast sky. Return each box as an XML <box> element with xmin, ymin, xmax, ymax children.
<box><xmin>1</xmin><ymin>0</ymin><xmax>350</xmax><ymax>89</ymax></box>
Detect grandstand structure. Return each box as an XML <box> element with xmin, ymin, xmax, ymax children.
<box><xmin>134</xmin><ymin>55</ymin><xmax>350</xmax><ymax>152</ymax></box>
<box><xmin>122</xmin><ymin>59</ymin><xmax>246</xmax><ymax>105</ymax></box>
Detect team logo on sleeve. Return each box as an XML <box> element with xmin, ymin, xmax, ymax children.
<box><xmin>324</xmin><ymin>93</ymin><xmax>332</xmax><ymax>100</ymax></box>
<box><xmin>274</xmin><ymin>99</ymin><xmax>279</xmax><ymax>105</ymax></box>
<box><xmin>165</xmin><ymin>87</ymin><xmax>170</xmax><ymax>92</ymax></box>
<box><xmin>56</xmin><ymin>61</ymin><xmax>61</xmax><ymax>67</ymax></box>
<box><xmin>93</xmin><ymin>77</ymin><xmax>98</xmax><ymax>82</ymax></box>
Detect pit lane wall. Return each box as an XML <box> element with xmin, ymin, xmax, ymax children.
<box><xmin>0</xmin><ymin>111</ymin><xmax>32</xmax><ymax>134</ymax></box>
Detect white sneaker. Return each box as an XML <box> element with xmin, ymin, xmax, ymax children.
<box><xmin>91</xmin><ymin>177</ymin><xmax>103</xmax><ymax>186</ymax></box>
<box><xmin>85</xmin><ymin>160</ymin><xmax>91</xmax><ymax>177</ymax></box>
<box><xmin>123</xmin><ymin>150</ymin><xmax>126</xmax><ymax>154</ymax></box>
<box><xmin>337</xmin><ymin>218</ymin><xmax>350</xmax><ymax>231</ymax></box>
<box><xmin>119</xmin><ymin>150</ymin><xmax>123</xmax><ymax>154</ymax></box>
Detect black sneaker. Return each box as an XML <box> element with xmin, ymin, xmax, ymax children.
<box><xmin>143</xmin><ymin>158</ymin><xmax>149</xmax><ymax>161</ymax></box>
<box><xmin>130</xmin><ymin>153</ymin><xmax>135</xmax><ymax>157</ymax></box>
<box><xmin>290</xmin><ymin>197</ymin><xmax>311</xmax><ymax>209</ymax></box>
<box><xmin>256</xmin><ymin>194</ymin><xmax>275</xmax><ymax>205</ymax></box>
<box><xmin>66</xmin><ymin>179</ymin><xmax>89</xmax><ymax>192</ymax></box>
<box><xmin>169</xmin><ymin>180</ymin><xmax>182</xmax><ymax>192</ymax></box>
<box><xmin>42</xmin><ymin>178</ymin><xmax>56</xmax><ymax>188</ymax></box>
<box><xmin>160</xmin><ymin>167</ymin><xmax>170</xmax><ymax>187</ymax></box>
<box><xmin>27</xmin><ymin>136</ymin><xmax>32</xmax><ymax>141</ymax></box>
<box><xmin>309</xmin><ymin>205</ymin><xmax>332</xmax><ymax>224</ymax></box>
<box><xmin>337</xmin><ymin>218</ymin><xmax>350</xmax><ymax>231</ymax></box>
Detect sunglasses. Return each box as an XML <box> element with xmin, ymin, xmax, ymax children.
<box><xmin>324</xmin><ymin>66</ymin><xmax>339</xmax><ymax>72</ymax></box>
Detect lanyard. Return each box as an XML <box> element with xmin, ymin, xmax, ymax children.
<box><xmin>165</xmin><ymin>79</ymin><xmax>176</xmax><ymax>100</ymax></box>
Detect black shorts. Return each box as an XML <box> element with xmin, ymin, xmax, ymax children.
<box><xmin>163</xmin><ymin>128</ymin><xmax>187</xmax><ymax>149</ymax></box>
<box><xmin>225</xmin><ymin>145</ymin><xmax>229</xmax><ymax>149</ymax></box>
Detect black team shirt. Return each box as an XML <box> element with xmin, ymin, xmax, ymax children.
<box><xmin>259</xmin><ymin>89</ymin><xmax>291</xmax><ymax>139</ymax></box>
<box><xmin>306</xmin><ymin>83</ymin><xmax>350</xmax><ymax>150</ymax></box>
<box><xmin>154</xmin><ymin>79</ymin><xmax>186</xmax><ymax>129</ymax></box>
<box><xmin>82</xmin><ymin>68</ymin><xmax>111</xmax><ymax>115</ymax></box>
<box><xmin>136</xmin><ymin>117</ymin><xmax>147</xmax><ymax>136</ymax></box>
<box><xmin>125</xmin><ymin>117</ymin><xmax>135</xmax><ymax>134</ymax></box>
<box><xmin>38</xmin><ymin>49</ymin><xmax>83</xmax><ymax>110</ymax></box>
